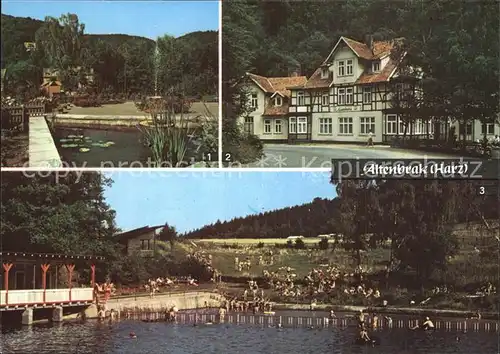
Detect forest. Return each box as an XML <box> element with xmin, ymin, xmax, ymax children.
<box><xmin>222</xmin><ymin>0</ymin><xmax>499</xmax><ymax>161</ymax></box>
<box><xmin>184</xmin><ymin>180</ymin><xmax>498</xmax><ymax>241</ymax></box>
<box><xmin>1</xmin><ymin>13</ymin><xmax>217</xmax><ymax>98</ymax></box>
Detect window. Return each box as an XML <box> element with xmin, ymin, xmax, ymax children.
<box><xmin>360</xmin><ymin>117</ymin><xmax>375</xmax><ymax>135</ymax></box>
<box><xmin>399</xmin><ymin>120</ymin><xmax>406</xmax><ymax>135</ymax></box>
<box><xmin>141</xmin><ymin>239</ymin><xmax>151</xmax><ymax>251</ymax></box>
<box><xmin>244</xmin><ymin>116</ymin><xmax>254</xmax><ymax>134</ymax></box>
<box><xmin>459</xmin><ymin>123</ymin><xmax>473</xmax><ymax>135</ymax></box>
<box><xmin>339</xmin><ymin>117</ymin><xmax>353</xmax><ymax>135</ymax></box>
<box><xmin>346</xmin><ymin>59</ymin><xmax>353</xmax><ymax>75</ymax></box>
<box><xmin>338</xmin><ymin>60</ymin><xmax>345</xmax><ymax>76</ymax></box>
<box><xmin>273</xmin><ymin>96</ymin><xmax>282</xmax><ymax>106</ymax></box>
<box><xmin>481</xmin><ymin>123</ymin><xmax>495</xmax><ymax>135</ymax></box>
<box><xmin>319</xmin><ymin>118</ymin><xmax>333</xmax><ymax>134</ymax></box>
<box><xmin>264</xmin><ymin>119</ymin><xmax>272</xmax><ymax>134</ymax></box>
<box><xmin>297</xmin><ymin>91</ymin><xmax>305</xmax><ymax>105</ymax></box>
<box><xmin>322</xmin><ymin>93</ymin><xmax>329</xmax><ymax>106</ymax></box>
<box><xmin>338</xmin><ymin>88</ymin><xmax>346</xmax><ymax>105</ymax></box>
<box><xmin>289</xmin><ymin>117</ymin><xmax>297</xmax><ymax>133</ymax></box>
<box><xmin>372</xmin><ymin>61</ymin><xmax>380</xmax><ymax>72</ymax></box>
<box><xmin>346</xmin><ymin>88</ymin><xmax>353</xmax><ymax>105</ymax></box>
<box><xmin>386</xmin><ymin>114</ymin><xmax>397</xmax><ymax>134</ymax></box>
<box><xmin>250</xmin><ymin>93</ymin><xmax>258</xmax><ymax>108</ymax></box>
<box><xmin>363</xmin><ymin>86</ymin><xmax>372</xmax><ymax>104</ymax></box>
<box><xmin>321</xmin><ymin>67</ymin><xmax>329</xmax><ymax>79</ymax></box>
<box><xmin>297</xmin><ymin>117</ymin><xmax>307</xmax><ymax>133</ymax></box>
<box><xmin>275</xmin><ymin>120</ymin><xmax>282</xmax><ymax>134</ymax></box>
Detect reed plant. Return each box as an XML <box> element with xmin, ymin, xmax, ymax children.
<box><xmin>137</xmin><ymin>96</ymin><xmax>200</xmax><ymax>167</ymax></box>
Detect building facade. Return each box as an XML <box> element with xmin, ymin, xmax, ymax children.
<box><xmin>115</xmin><ymin>225</ymin><xmax>164</xmax><ymax>256</ymax></box>
<box><xmin>240</xmin><ymin>36</ymin><xmax>435</xmax><ymax>143</ymax></box>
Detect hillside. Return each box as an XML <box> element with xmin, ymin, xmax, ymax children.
<box><xmin>185</xmin><ymin>197</ymin><xmax>340</xmax><ymax>239</ymax></box>
<box><xmin>0</xmin><ymin>14</ymin><xmax>217</xmax><ymax>96</ymax></box>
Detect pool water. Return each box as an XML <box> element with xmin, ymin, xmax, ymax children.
<box><xmin>53</xmin><ymin>127</ymin><xmax>202</xmax><ymax>168</ymax></box>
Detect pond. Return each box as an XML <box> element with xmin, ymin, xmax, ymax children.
<box><xmin>53</xmin><ymin>127</ymin><xmax>203</xmax><ymax>168</ymax></box>
<box><xmin>2</xmin><ymin>311</ymin><xmax>498</xmax><ymax>354</ymax></box>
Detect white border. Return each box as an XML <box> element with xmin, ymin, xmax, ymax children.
<box><xmin>218</xmin><ymin>0</ymin><xmax>223</xmax><ymax>168</ymax></box>
<box><xmin>0</xmin><ymin>167</ymin><xmax>331</xmax><ymax>172</ymax></box>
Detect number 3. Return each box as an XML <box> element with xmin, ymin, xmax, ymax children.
<box><xmin>479</xmin><ymin>186</ymin><xmax>485</xmax><ymax>195</ymax></box>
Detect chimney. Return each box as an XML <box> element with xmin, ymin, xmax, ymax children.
<box><xmin>289</xmin><ymin>65</ymin><xmax>301</xmax><ymax>77</ymax></box>
<box><xmin>365</xmin><ymin>34</ymin><xmax>374</xmax><ymax>53</ymax></box>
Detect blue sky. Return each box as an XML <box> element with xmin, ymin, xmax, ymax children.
<box><xmin>2</xmin><ymin>1</ymin><xmax>219</xmax><ymax>39</ymax></box>
<box><xmin>104</xmin><ymin>171</ymin><xmax>337</xmax><ymax>234</ymax></box>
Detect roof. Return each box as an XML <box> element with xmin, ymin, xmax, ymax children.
<box><xmin>247</xmin><ymin>72</ymin><xmax>307</xmax><ymax>98</ymax></box>
<box><xmin>304</xmin><ymin>67</ymin><xmax>331</xmax><ymax>89</ymax></box>
<box><xmin>355</xmin><ymin>58</ymin><xmax>398</xmax><ymax>84</ymax></box>
<box><xmin>115</xmin><ymin>225</ymin><xmax>164</xmax><ymax>242</ymax></box>
<box><xmin>41</xmin><ymin>80</ymin><xmax>62</xmax><ymax>87</ymax></box>
<box><xmin>325</xmin><ymin>36</ymin><xmax>404</xmax><ymax>63</ymax></box>
<box><xmin>303</xmin><ymin>36</ymin><xmax>405</xmax><ymax>88</ymax></box>
<box><xmin>263</xmin><ymin>104</ymin><xmax>289</xmax><ymax>116</ymax></box>
<box><xmin>0</xmin><ymin>252</ymin><xmax>105</xmax><ymax>261</ymax></box>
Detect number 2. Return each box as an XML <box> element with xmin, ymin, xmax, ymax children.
<box><xmin>224</xmin><ymin>153</ymin><xmax>231</xmax><ymax>162</ymax></box>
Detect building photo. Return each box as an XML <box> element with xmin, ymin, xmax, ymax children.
<box><xmin>222</xmin><ymin>0</ymin><xmax>500</xmax><ymax>167</ymax></box>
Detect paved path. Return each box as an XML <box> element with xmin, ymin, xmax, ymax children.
<box><xmin>244</xmin><ymin>144</ymin><xmax>462</xmax><ymax>168</ymax></box>
<box><xmin>29</xmin><ymin>116</ymin><xmax>62</xmax><ymax>168</ymax></box>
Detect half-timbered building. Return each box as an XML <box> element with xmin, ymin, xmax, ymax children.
<box><xmin>241</xmin><ymin>36</ymin><xmax>434</xmax><ymax>143</ymax></box>
<box><xmin>239</xmin><ymin>73</ymin><xmax>307</xmax><ymax>141</ymax></box>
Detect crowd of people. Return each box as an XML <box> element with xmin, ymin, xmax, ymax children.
<box><xmin>262</xmin><ymin>264</ymin><xmax>382</xmax><ymax>303</ymax></box>
<box><xmin>187</xmin><ymin>251</ymin><xmax>221</xmax><ymax>282</ymax></box>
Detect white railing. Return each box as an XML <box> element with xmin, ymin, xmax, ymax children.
<box><xmin>0</xmin><ymin>288</ymin><xmax>93</xmax><ymax>306</ymax></box>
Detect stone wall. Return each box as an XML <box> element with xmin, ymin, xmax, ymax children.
<box><xmin>104</xmin><ymin>291</ymin><xmax>224</xmax><ymax>312</ymax></box>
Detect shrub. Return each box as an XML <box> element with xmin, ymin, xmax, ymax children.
<box><xmin>257</xmin><ymin>242</ymin><xmax>264</xmax><ymax>248</ymax></box>
<box><xmin>318</xmin><ymin>238</ymin><xmax>329</xmax><ymax>250</ymax></box>
<box><xmin>286</xmin><ymin>240</ymin><xmax>293</xmax><ymax>248</ymax></box>
<box><xmin>295</xmin><ymin>238</ymin><xmax>305</xmax><ymax>249</ymax></box>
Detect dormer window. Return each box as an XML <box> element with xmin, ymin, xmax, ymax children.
<box><xmin>372</xmin><ymin>61</ymin><xmax>381</xmax><ymax>72</ymax></box>
<box><xmin>321</xmin><ymin>67</ymin><xmax>329</xmax><ymax>79</ymax></box>
<box><xmin>273</xmin><ymin>96</ymin><xmax>282</xmax><ymax>107</ymax></box>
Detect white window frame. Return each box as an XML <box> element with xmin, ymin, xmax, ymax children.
<box><xmin>250</xmin><ymin>93</ymin><xmax>258</xmax><ymax>109</ymax></box>
<box><xmin>319</xmin><ymin>118</ymin><xmax>333</xmax><ymax>135</ymax></box>
<box><xmin>273</xmin><ymin>96</ymin><xmax>282</xmax><ymax>107</ymax></box>
<box><xmin>386</xmin><ymin>114</ymin><xmax>397</xmax><ymax>134</ymax></box>
<box><xmin>275</xmin><ymin>119</ymin><xmax>282</xmax><ymax>134</ymax></box>
<box><xmin>264</xmin><ymin>119</ymin><xmax>272</xmax><ymax>134</ymax></box>
<box><xmin>346</xmin><ymin>59</ymin><xmax>353</xmax><ymax>75</ymax></box>
<box><xmin>363</xmin><ymin>86</ymin><xmax>372</xmax><ymax>104</ymax></box>
<box><xmin>338</xmin><ymin>88</ymin><xmax>346</xmax><ymax>105</ymax></box>
<box><xmin>297</xmin><ymin>117</ymin><xmax>307</xmax><ymax>134</ymax></box>
<box><xmin>345</xmin><ymin>87</ymin><xmax>353</xmax><ymax>105</ymax></box>
<box><xmin>243</xmin><ymin>116</ymin><xmax>254</xmax><ymax>134</ymax></box>
<box><xmin>321</xmin><ymin>67</ymin><xmax>329</xmax><ymax>79</ymax></box>
<box><xmin>338</xmin><ymin>117</ymin><xmax>353</xmax><ymax>135</ymax></box>
<box><xmin>372</xmin><ymin>61</ymin><xmax>381</xmax><ymax>72</ymax></box>
<box><xmin>289</xmin><ymin>117</ymin><xmax>297</xmax><ymax>134</ymax></box>
<box><xmin>481</xmin><ymin>123</ymin><xmax>495</xmax><ymax>135</ymax></box>
<box><xmin>322</xmin><ymin>93</ymin><xmax>329</xmax><ymax>106</ymax></box>
<box><xmin>359</xmin><ymin>117</ymin><xmax>375</xmax><ymax>135</ymax></box>
<box><xmin>338</xmin><ymin>60</ymin><xmax>345</xmax><ymax>76</ymax></box>
<box><xmin>297</xmin><ymin>91</ymin><xmax>305</xmax><ymax>105</ymax></box>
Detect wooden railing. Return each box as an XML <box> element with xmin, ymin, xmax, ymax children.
<box><xmin>0</xmin><ymin>287</ymin><xmax>93</xmax><ymax>307</ymax></box>
<box><xmin>1</xmin><ymin>104</ymin><xmax>46</xmax><ymax>133</ymax></box>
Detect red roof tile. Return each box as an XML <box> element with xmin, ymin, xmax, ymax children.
<box><xmin>247</xmin><ymin>72</ymin><xmax>307</xmax><ymax>97</ymax></box>
<box><xmin>355</xmin><ymin>58</ymin><xmax>398</xmax><ymax>84</ymax></box>
<box><xmin>263</xmin><ymin>103</ymin><xmax>289</xmax><ymax>116</ymax></box>
<box><xmin>304</xmin><ymin>67</ymin><xmax>331</xmax><ymax>89</ymax></box>
<box><xmin>342</xmin><ymin>37</ymin><xmax>403</xmax><ymax>60</ymax></box>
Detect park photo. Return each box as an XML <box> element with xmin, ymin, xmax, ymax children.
<box><xmin>222</xmin><ymin>0</ymin><xmax>500</xmax><ymax>167</ymax></box>
<box><xmin>0</xmin><ymin>170</ymin><xmax>498</xmax><ymax>353</ymax></box>
<box><xmin>1</xmin><ymin>1</ymin><xmax>219</xmax><ymax>168</ymax></box>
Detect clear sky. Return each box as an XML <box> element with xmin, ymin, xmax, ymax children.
<box><xmin>104</xmin><ymin>171</ymin><xmax>337</xmax><ymax>234</ymax></box>
<box><xmin>1</xmin><ymin>0</ymin><xmax>219</xmax><ymax>39</ymax></box>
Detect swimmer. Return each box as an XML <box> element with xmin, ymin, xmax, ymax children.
<box><xmin>129</xmin><ymin>332</ymin><xmax>137</xmax><ymax>339</ymax></box>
